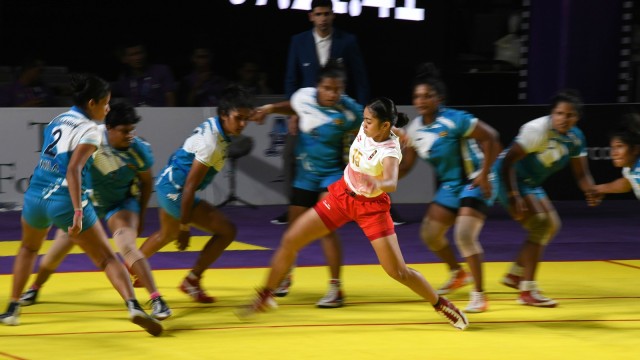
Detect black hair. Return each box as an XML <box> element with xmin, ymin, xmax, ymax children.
<box><xmin>105</xmin><ymin>100</ymin><xmax>141</xmax><ymax>128</ymax></box>
<box><xmin>316</xmin><ymin>58</ymin><xmax>347</xmax><ymax>84</ymax></box>
<box><xmin>70</xmin><ymin>73</ymin><xmax>110</xmax><ymax>108</ymax></box>
<box><xmin>413</xmin><ymin>62</ymin><xmax>447</xmax><ymax>99</ymax></box>
<box><xmin>311</xmin><ymin>0</ymin><xmax>333</xmax><ymax>10</ymax></box>
<box><xmin>550</xmin><ymin>89</ymin><xmax>584</xmax><ymax>118</ymax></box>
<box><xmin>366</xmin><ymin>97</ymin><xmax>409</xmax><ymax>128</ymax></box>
<box><xmin>217</xmin><ymin>84</ymin><xmax>254</xmax><ymax>117</ymax></box>
<box><xmin>609</xmin><ymin>112</ymin><xmax>640</xmax><ymax>146</ymax></box>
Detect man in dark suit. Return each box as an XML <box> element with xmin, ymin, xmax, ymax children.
<box><xmin>272</xmin><ymin>0</ymin><xmax>370</xmax><ymax>225</ymax></box>
<box><xmin>284</xmin><ymin>0</ymin><xmax>369</xmax><ymax>104</ymax></box>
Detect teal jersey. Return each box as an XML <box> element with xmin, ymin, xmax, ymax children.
<box><xmin>508</xmin><ymin>116</ymin><xmax>587</xmax><ymax>186</ymax></box>
<box><xmin>291</xmin><ymin>87</ymin><xmax>363</xmax><ymax>176</ymax></box>
<box><xmin>159</xmin><ymin>117</ymin><xmax>229</xmax><ymax>191</ymax></box>
<box><xmin>29</xmin><ymin>106</ymin><xmax>101</xmax><ymax>201</ymax></box>
<box><xmin>89</xmin><ymin>125</ymin><xmax>154</xmax><ymax>210</ymax></box>
<box><xmin>405</xmin><ymin>107</ymin><xmax>482</xmax><ymax>183</ymax></box>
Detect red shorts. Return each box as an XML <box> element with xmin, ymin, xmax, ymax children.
<box><xmin>313</xmin><ymin>178</ymin><xmax>394</xmax><ymax>241</ymax></box>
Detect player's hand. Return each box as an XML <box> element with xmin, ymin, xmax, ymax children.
<box><xmin>251</xmin><ymin>105</ymin><xmax>272</xmax><ymax>125</ymax></box>
<box><xmin>176</xmin><ymin>229</ymin><xmax>190</xmax><ymax>251</ymax></box>
<box><xmin>508</xmin><ymin>194</ymin><xmax>527</xmax><ymax>221</ymax></box>
<box><xmin>68</xmin><ymin>210</ymin><xmax>83</xmax><ymax>237</ymax></box>
<box><xmin>585</xmin><ymin>187</ymin><xmax>603</xmax><ymax>207</ymax></box>
<box><xmin>471</xmin><ymin>174</ymin><xmax>492</xmax><ymax>199</ymax></box>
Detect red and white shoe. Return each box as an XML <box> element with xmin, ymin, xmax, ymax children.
<box><xmin>437</xmin><ymin>268</ymin><xmax>473</xmax><ymax>295</ymax></box>
<box><xmin>517</xmin><ymin>281</ymin><xmax>557</xmax><ymax>308</ymax></box>
<box><xmin>179</xmin><ymin>275</ymin><xmax>216</xmax><ymax>303</ymax></box>
<box><xmin>234</xmin><ymin>288</ymin><xmax>278</xmax><ymax>320</ymax></box>
<box><xmin>433</xmin><ymin>297</ymin><xmax>469</xmax><ymax>330</ymax></box>
<box><xmin>501</xmin><ymin>273</ymin><xmax>521</xmax><ymax>290</ymax></box>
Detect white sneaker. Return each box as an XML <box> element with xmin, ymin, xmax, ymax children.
<box><xmin>127</xmin><ymin>300</ymin><xmax>163</xmax><ymax>336</ymax></box>
<box><xmin>0</xmin><ymin>302</ymin><xmax>20</xmax><ymax>326</ymax></box>
<box><xmin>316</xmin><ymin>279</ymin><xmax>344</xmax><ymax>308</ymax></box>
<box><xmin>465</xmin><ymin>291</ymin><xmax>488</xmax><ymax>313</ymax></box>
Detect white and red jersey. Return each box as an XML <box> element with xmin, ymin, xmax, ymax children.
<box><xmin>344</xmin><ymin>124</ymin><xmax>402</xmax><ymax>197</ymax></box>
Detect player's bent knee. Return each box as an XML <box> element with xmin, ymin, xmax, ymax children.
<box><xmin>523</xmin><ymin>212</ymin><xmax>560</xmax><ymax>246</ymax></box>
<box><xmin>420</xmin><ymin>218</ymin><xmax>448</xmax><ymax>251</ymax></box>
<box><xmin>454</xmin><ymin>216</ymin><xmax>484</xmax><ymax>257</ymax></box>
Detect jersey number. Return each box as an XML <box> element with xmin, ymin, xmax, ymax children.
<box><xmin>352</xmin><ymin>148</ymin><xmax>363</xmax><ymax>167</ymax></box>
<box><xmin>44</xmin><ymin>128</ymin><xmax>62</xmax><ymax>157</ymax></box>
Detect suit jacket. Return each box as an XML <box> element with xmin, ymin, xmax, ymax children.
<box><xmin>284</xmin><ymin>28</ymin><xmax>369</xmax><ymax>104</ymax></box>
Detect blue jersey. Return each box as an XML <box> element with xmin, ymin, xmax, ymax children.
<box><xmin>158</xmin><ymin>117</ymin><xmax>229</xmax><ymax>191</ymax></box>
<box><xmin>505</xmin><ymin>116</ymin><xmax>587</xmax><ymax>187</ymax></box>
<box><xmin>28</xmin><ymin>106</ymin><xmax>101</xmax><ymax>201</ymax></box>
<box><xmin>622</xmin><ymin>157</ymin><xmax>640</xmax><ymax>200</ymax></box>
<box><xmin>405</xmin><ymin>107</ymin><xmax>482</xmax><ymax>183</ymax></box>
<box><xmin>88</xmin><ymin>124</ymin><xmax>154</xmax><ymax>211</ymax></box>
<box><xmin>291</xmin><ymin>87</ymin><xmax>363</xmax><ymax>176</ymax></box>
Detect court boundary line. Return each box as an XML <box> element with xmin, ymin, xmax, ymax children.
<box><xmin>605</xmin><ymin>260</ymin><xmax>640</xmax><ymax>270</ymax></box>
<box><xmin>1</xmin><ymin>318</ymin><xmax>639</xmax><ymax>338</ymax></box>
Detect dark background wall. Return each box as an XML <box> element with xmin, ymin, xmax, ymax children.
<box><xmin>0</xmin><ymin>0</ymin><xmax>629</xmax><ymax>105</ymax></box>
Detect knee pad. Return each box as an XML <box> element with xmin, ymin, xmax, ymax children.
<box><xmin>454</xmin><ymin>215</ymin><xmax>484</xmax><ymax>257</ymax></box>
<box><xmin>522</xmin><ymin>211</ymin><xmax>561</xmax><ymax>245</ymax></box>
<box><xmin>113</xmin><ymin>227</ymin><xmax>145</xmax><ymax>266</ymax></box>
<box><xmin>420</xmin><ymin>217</ymin><xmax>449</xmax><ymax>252</ymax></box>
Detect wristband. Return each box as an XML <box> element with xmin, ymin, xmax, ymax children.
<box><xmin>74</xmin><ymin>209</ymin><xmax>83</xmax><ymax>216</ymax></box>
<box><xmin>179</xmin><ymin>224</ymin><xmax>190</xmax><ymax>231</ymax></box>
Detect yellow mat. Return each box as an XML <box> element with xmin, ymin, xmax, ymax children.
<box><xmin>0</xmin><ymin>261</ymin><xmax>638</xmax><ymax>360</ymax></box>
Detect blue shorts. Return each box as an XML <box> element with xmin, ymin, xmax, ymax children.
<box><xmin>293</xmin><ymin>168</ymin><xmax>342</xmax><ymax>193</ymax></box>
<box><xmin>22</xmin><ymin>187</ymin><xmax>98</xmax><ymax>232</ymax></box>
<box><xmin>493</xmin><ymin>179</ymin><xmax>547</xmax><ymax>207</ymax></box>
<box><xmin>155</xmin><ymin>177</ymin><xmax>201</xmax><ymax>220</ymax></box>
<box><xmin>491</xmin><ymin>160</ymin><xmax>547</xmax><ymax>208</ymax></box>
<box><xmin>95</xmin><ymin>197</ymin><xmax>141</xmax><ymax>222</ymax></box>
<box><xmin>433</xmin><ymin>180</ymin><xmax>496</xmax><ymax>211</ymax></box>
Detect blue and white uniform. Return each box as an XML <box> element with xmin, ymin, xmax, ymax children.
<box><xmin>88</xmin><ymin>125</ymin><xmax>154</xmax><ymax>221</ymax></box>
<box><xmin>291</xmin><ymin>87</ymin><xmax>363</xmax><ymax>192</ymax></box>
<box><xmin>22</xmin><ymin>106</ymin><xmax>101</xmax><ymax>231</ymax></box>
<box><xmin>405</xmin><ymin>107</ymin><xmax>494</xmax><ymax>210</ymax></box>
<box><xmin>622</xmin><ymin>158</ymin><xmax>640</xmax><ymax>200</ymax></box>
<box><xmin>155</xmin><ymin>117</ymin><xmax>229</xmax><ymax>219</ymax></box>
<box><xmin>492</xmin><ymin>116</ymin><xmax>587</xmax><ymax>204</ymax></box>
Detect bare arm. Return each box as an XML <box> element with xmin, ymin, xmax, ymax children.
<box><xmin>469</xmin><ymin>120</ymin><xmax>502</xmax><ymax>198</ymax></box>
<box><xmin>251</xmin><ymin>101</ymin><xmax>296</xmax><ymax>124</ymax></box>
<box><xmin>176</xmin><ymin>160</ymin><xmax>210</xmax><ymax>250</ymax></box>
<box><xmin>594</xmin><ymin>177</ymin><xmax>632</xmax><ymax>194</ymax></box>
<box><xmin>66</xmin><ymin>143</ymin><xmax>97</xmax><ymax>236</ymax></box>
<box><xmin>136</xmin><ymin>169</ymin><xmax>153</xmax><ymax>235</ymax></box>
<box><xmin>375</xmin><ymin>156</ymin><xmax>400</xmax><ymax>193</ymax></box>
<box><xmin>500</xmin><ymin>143</ymin><xmax>528</xmax><ymax>220</ymax></box>
<box><xmin>570</xmin><ymin>156</ymin><xmax>600</xmax><ymax>206</ymax></box>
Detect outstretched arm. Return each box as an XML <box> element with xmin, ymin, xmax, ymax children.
<box><xmin>570</xmin><ymin>156</ymin><xmax>600</xmax><ymax>206</ymax></box>
<box><xmin>594</xmin><ymin>177</ymin><xmax>632</xmax><ymax>195</ymax></box>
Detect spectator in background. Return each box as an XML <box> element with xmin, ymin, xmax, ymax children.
<box><xmin>179</xmin><ymin>47</ymin><xmax>229</xmax><ymax>107</ymax></box>
<box><xmin>273</xmin><ymin>0</ymin><xmax>370</xmax><ymax>225</ymax></box>
<box><xmin>234</xmin><ymin>57</ymin><xmax>272</xmax><ymax>96</ymax></box>
<box><xmin>0</xmin><ymin>57</ymin><xmax>55</xmax><ymax>107</ymax></box>
<box><xmin>112</xmin><ymin>42</ymin><xmax>177</xmax><ymax>107</ymax></box>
